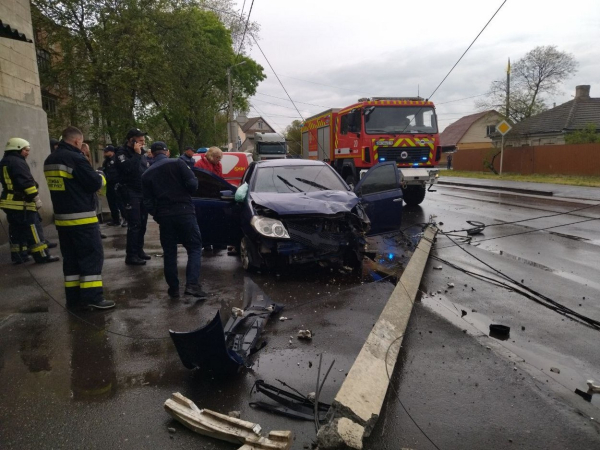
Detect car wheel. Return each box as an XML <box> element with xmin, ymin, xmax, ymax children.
<box><xmin>401</xmin><ymin>185</ymin><xmax>426</xmax><ymax>206</ymax></box>
<box><xmin>240</xmin><ymin>237</ymin><xmax>254</xmax><ymax>271</ymax></box>
<box><xmin>345</xmin><ymin>174</ymin><xmax>356</xmax><ymax>189</ymax></box>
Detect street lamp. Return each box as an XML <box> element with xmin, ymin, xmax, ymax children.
<box><xmin>227</xmin><ymin>60</ymin><xmax>247</xmax><ymax>151</ymax></box>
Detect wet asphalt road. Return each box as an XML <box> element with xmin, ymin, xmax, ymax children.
<box><xmin>1</xmin><ymin>184</ymin><xmax>599</xmax><ymax>449</ymax></box>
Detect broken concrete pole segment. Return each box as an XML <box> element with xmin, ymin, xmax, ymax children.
<box><xmin>164</xmin><ymin>393</ymin><xmax>292</xmax><ymax>449</ymax></box>
<box><xmin>317</xmin><ymin>226</ymin><xmax>438</xmax><ymax>450</ymax></box>
<box><xmin>169</xmin><ymin>278</ymin><xmax>283</xmax><ymax>374</ymax></box>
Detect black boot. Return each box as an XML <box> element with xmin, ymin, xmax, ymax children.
<box><xmin>125</xmin><ymin>255</ymin><xmax>146</xmax><ymax>265</ymax></box>
<box><xmin>138</xmin><ymin>251</ymin><xmax>151</xmax><ymax>260</ymax></box>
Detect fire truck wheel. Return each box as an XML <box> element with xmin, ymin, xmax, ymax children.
<box><xmin>402</xmin><ymin>185</ymin><xmax>426</xmax><ymax>206</ymax></box>
<box><xmin>345</xmin><ymin>174</ymin><xmax>356</xmax><ymax>189</ymax></box>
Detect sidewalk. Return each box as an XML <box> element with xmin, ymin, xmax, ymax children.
<box><xmin>438</xmin><ymin>175</ymin><xmax>600</xmax><ymax>201</ymax></box>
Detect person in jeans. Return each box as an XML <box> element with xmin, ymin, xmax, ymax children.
<box><xmin>142</xmin><ymin>141</ymin><xmax>207</xmax><ymax>299</ymax></box>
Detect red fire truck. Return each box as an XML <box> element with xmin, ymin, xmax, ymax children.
<box><xmin>301</xmin><ymin>97</ymin><xmax>441</xmax><ymax>205</ymax></box>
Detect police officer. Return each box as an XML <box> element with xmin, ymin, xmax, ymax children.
<box><xmin>142</xmin><ymin>141</ymin><xmax>207</xmax><ymax>299</ymax></box>
<box><xmin>115</xmin><ymin>128</ymin><xmax>150</xmax><ymax>265</ymax></box>
<box><xmin>1</xmin><ymin>138</ymin><xmax>59</xmax><ymax>264</ymax></box>
<box><xmin>44</xmin><ymin>126</ymin><xmax>115</xmax><ymax>310</ymax></box>
<box><xmin>101</xmin><ymin>145</ymin><xmax>124</xmax><ymax>226</ymax></box>
<box><xmin>179</xmin><ymin>146</ymin><xmax>196</xmax><ymax>170</ymax></box>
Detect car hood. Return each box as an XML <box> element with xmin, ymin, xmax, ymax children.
<box><xmin>250</xmin><ymin>191</ymin><xmax>360</xmax><ymax>216</ymax></box>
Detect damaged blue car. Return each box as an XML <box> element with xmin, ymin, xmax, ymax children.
<box><xmin>192</xmin><ymin>159</ymin><xmax>403</xmax><ymax>272</ymax></box>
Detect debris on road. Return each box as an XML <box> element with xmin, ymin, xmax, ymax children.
<box><xmin>587</xmin><ymin>380</ymin><xmax>600</xmax><ymax>393</ymax></box>
<box><xmin>466</xmin><ymin>220</ymin><xmax>485</xmax><ymax>236</ymax></box>
<box><xmin>447</xmin><ymin>282</ymin><xmax>455</xmax><ymax>288</ymax></box>
<box><xmin>433</xmin><ymin>265</ymin><xmax>443</xmax><ymax>270</ymax></box>
<box><xmin>461</xmin><ymin>310</ymin><xmax>467</xmax><ymax>318</ymax></box>
<box><xmin>489</xmin><ymin>324</ymin><xmax>510</xmax><ymax>340</ymax></box>
<box><xmin>249</xmin><ymin>380</ymin><xmax>330</xmax><ymax>423</ymax></box>
<box><xmin>297</xmin><ymin>330</ymin><xmax>313</xmax><ymax>340</ymax></box>
<box><xmin>550</xmin><ymin>367</ymin><xmax>561</xmax><ymax>374</ymax></box>
<box><xmin>168</xmin><ymin>427</ymin><xmax>176</xmax><ymax>433</ymax></box>
<box><xmin>169</xmin><ymin>278</ymin><xmax>283</xmax><ymax>374</ymax></box>
<box><xmin>575</xmin><ymin>388</ymin><xmax>593</xmax><ymax>402</ymax></box>
<box><xmin>164</xmin><ymin>392</ymin><xmax>292</xmax><ymax>449</ymax></box>
<box><xmin>279</xmin><ymin>316</ymin><xmax>291</xmax><ymax>321</ymax></box>
<box><xmin>232</xmin><ymin>307</ymin><xmax>244</xmax><ymax>318</ymax></box>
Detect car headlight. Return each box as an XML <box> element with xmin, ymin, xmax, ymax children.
<box><xmin>251</xmin><ymin>216</ymin><xmax>290</xmax><ymax>239</ymax></box>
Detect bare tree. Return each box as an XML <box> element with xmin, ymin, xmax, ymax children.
<box><xmin>477</xmin><ymin>46</ymin><xmax>578</xmax><ymax>122</ymax></box>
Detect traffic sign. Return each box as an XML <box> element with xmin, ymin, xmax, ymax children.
<box><xmin>497</xmin><ymin>120</ymin><xmax>512</xmax><ymax>135</ymax></box>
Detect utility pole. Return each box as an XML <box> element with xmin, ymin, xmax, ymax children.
<box><xmin>227</xmin><ymin>61</ymin><xmax>246</xmax><ymax>151</ymax></box>
<box><xmin>500</xmin><ymin>57</ymin><xmax>510</xmax><ymax>176</ymax></box>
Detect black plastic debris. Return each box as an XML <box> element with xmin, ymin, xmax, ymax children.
<box><xmin>466</xmin><ymin>220</ymin><xmax>485</xmax><ymax>236</ymax></box>
<box><xmin>169</xmin><ymin>278</ymin><xmax>283</xmax><ymax>374</ymax></box>
<box><xmin>250</xmin><ymin>380</ymin><xmax>330</xmax><ymax>423</ymax></box>
<box><xmin>575</xmin><ymin>388</ymin><xmax>592</xmax><ymax>402</ymax></box>
<box><xmin>489</xmin><ymin>324</ymin><xmax>510</xmax><ymax>341</ymax></box>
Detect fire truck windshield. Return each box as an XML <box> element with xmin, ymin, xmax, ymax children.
<box><xmin>364</xmin><ymin>106</ymin><xmax>438</xmax><ymax>135</ymax></box>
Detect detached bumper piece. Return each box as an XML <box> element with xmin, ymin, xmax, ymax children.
<box><xmin>164</xmin><ymin>392</ymin><xmax>292</xmax><ymax>449</ymax></box>
<box><xmin>250</xmin><ymin>380</ymin><xmax>331</xmax><ymax>423</ymax></box>
<box><xmin>170</xmin><ymin>278</ymin><xmax>283</xmax><ymax>375</ymax></box>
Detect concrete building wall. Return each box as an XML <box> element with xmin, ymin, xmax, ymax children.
<box><xmin>0</xmin><ymin>0</ymin><xmax>53</xmax><ymax>245</ymax></box>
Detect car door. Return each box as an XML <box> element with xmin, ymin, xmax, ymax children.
<box><xmin>354</xmin><ymin>162</ymin><xmax>403</xmax><ymax>235</ymax></box>
<box><xmin>191</xmin><ymin>168</ymin><xmax>242</xmax><ymax>245</ymax></box>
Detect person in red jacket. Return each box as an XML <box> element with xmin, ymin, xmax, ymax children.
<box><xmin>194</xmin><ymin>146</ymin><xmax>223</xmax><ymax>177</ymax></box>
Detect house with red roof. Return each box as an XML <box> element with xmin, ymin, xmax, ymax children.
<box><xmin>440</xmin><ymin>110</ymin><xmax>504</xmax><ymax>150</ymax></box>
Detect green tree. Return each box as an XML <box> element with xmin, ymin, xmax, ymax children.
<box><xmin>284</xmin><ymin>120</ymin><xmax>302</xmax><ymax>156</ymax></box>
<box><xmin>32</xmin><ymin>0</ymin><xmax>264</xmax><ymax>152</ymax></box>
<box><xmin>565</xmin><ymin>124</ymin><xmax>600</xmax><ymax>144</ymax></box>
<box><xmin>477</xmin><ymin>46</ymin><xmax>578</xmax><ymax>122</ymax></box>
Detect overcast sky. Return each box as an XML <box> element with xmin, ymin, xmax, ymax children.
<box><xmin>235</xmin><ymin>0</ymin><xmax>600</xmax><ymax>134</ymax></box>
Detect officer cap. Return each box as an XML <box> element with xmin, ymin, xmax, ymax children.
<box><xmin>125</xmin><ymin>128</ymin><xmax>147</xmax><ymax>140</ymax></box>
<box><xmin>5</xmin><ymin>137</ymin><xmax>30</xmax><ymax>151</ymax></box>
<box><xmin>103</xmin><ymin>145</ymin><xmax>116</xmax><ymax>152</ymax></box>
<box><xmin>151</xmin><ymin>141</ymin><xmax>168</xmax><ymax>153</ymax></box>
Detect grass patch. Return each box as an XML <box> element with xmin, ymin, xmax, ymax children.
<box><xmin>441</xmin><ymin>170</ymin><xmax>600</xmax><ymax>187</ymax></box>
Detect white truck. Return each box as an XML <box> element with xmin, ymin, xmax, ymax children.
<box><xmin>254</xmin><ymin>133</ymin><xmax>287</xmax><ymax>161</ymax></box>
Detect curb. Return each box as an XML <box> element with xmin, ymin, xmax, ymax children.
<box><xmin>317</xmin><ymin>226</ymin><xmax>438</xmax><ymax>450</ymax></box>
<box><xmin>438</xmin><ymin>180</ymin><xmax>553</xmax><ymax>196</ymax></box>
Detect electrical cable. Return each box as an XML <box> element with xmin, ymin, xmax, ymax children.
<box><xmin>235</xmin><ymin>0</ymin><xmax>254</xmax><ymax>57</ymax></box>
<box><xmin>435</xmin><ymin>230</ymin><xmax>600</xmax><ymax>330</ymax></box>
<box><xmin>443</xmin><ymin>202</ymin><xmax>600</xmax><ymax>234</ymax></box>
<box><xmin>256</xmin><ymin>92</ymin><xmax>333</xmax><ymax>109</ymax></box>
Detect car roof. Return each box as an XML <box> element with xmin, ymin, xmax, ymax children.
<box><xmin>255</xmin><ymin>159</ymin><xmax>326</xmax><ymax>168</ymax></box>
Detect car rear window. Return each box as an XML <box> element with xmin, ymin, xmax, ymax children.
<box><xmin>253</xmin><ymin>165</ymin><xmax>347</xmax><ymax>193</ymax></box>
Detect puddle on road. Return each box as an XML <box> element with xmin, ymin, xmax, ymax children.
<box><xmin>421</xmin><ymin>294</ymin><xmax>600</xmax><ymax>409</ymax></box>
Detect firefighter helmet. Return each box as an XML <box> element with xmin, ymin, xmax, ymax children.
<box><xmin>5</xmin><ymin>138</ymin><xmax>30</xmax><ymax>151</ymax></box>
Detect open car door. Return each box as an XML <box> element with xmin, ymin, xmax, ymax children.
<box><xmin>354</xmin><ymin>162</ymin><xmax>403</xmax><ymax>235</ymax></box>
<box><xmin>191</xmin><ymin>169</ymin><xmax>242</xmax><ymax>246</ymax></box>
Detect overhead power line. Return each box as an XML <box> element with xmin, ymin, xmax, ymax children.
<box><xmin>427</xmin><ymin>1</ymin><xmax>507</xmax><ymax>101</ymax></box>
<box><xmin>256</xmin><ymin>92</ymin><xmax>333</xmax><ymax>109</ymax></box>
<box><xmin>235</xmin><ymin>0</ymin><xmax>254</xmax><ymax>57</ymax></box>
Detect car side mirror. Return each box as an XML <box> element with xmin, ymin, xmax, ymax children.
<box><xmin>220</xmin><ymin>190</ymin><xmax>235</xmax><ymax>201</ymax></box>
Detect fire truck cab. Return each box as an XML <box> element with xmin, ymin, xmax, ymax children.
<box><xmin>301</xmin><ymin>97</ymin><xmax>441</xmax><ymax>205</ymax></box>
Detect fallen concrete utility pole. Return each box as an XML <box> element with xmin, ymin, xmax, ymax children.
<box><xmin>317</xmin><ymin>226</ymin><xmax>438</xmax><ymax>449</ymax></box>
<box><xmin>164</xmin><ymin>392</ymin><xmax>292</xmax><ymax>449</ymax></box>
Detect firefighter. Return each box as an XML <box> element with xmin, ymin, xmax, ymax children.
<box><xmin>1</xmin><ymin>138</ymin><xmax>59</xmax><ymax>264</ymax></box>
<box><xmin>115</xmin><ymin>128</ymin><xmax>150</xmax><ymax>265</ymax></box>
<box><xmin>44</xmin><ymin>126</ymin><xmax>115</xmax><ymax>310</ymax></box>
<box><xmin>142</xmin><ymin>141</ymin><xmax>207</xmax><ymax>299</ymax></box>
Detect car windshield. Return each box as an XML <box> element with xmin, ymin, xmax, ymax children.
<box><xmin>253</xmin><ymin>165</ymin><xmax>347</xmax><ymax>193</ymax></box>
<box><xmin>364</xmin><ymin>106</ymin><xmax>438</xmax><ymax>134</ymax></box>
<box><xmin>257</xmin><ymin>143</ymin><xmax>286</xmax><ymax>154</ymax></box>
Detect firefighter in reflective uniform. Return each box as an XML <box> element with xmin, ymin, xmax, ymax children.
<box><xmin>44</xmin><ymin>126</ymin><xmax>115</xmax><ymax>311</ymax></box>
<box><xmin>0</xmin><ymin>138</ymin><xmax>59</xmax><ymax>264</ymax></box>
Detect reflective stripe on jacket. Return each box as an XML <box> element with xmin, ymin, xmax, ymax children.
<box><xmin>0</xmin><ymin>151</ymin><xmax>38</xmax><ymax>212</ymax></box>
<box><xmin>44</xmin><ymin>141</ymin><xmax>105</xmax><ymax>226</ymax></box>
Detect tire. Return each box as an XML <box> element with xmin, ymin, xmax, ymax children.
<box><xmin>240</xmin><ymin>236</ymin><xmax>254</xmax><ymax>271</ymax></box>
<box><xmin>401</xmin><ymin>185</ymin><xmax>426</xmax><ymax>206</ymax></box>
<box><xmin>345</xmin><ymin>174</ymin><xmax>356</xmax><ymax>189</ymax></box>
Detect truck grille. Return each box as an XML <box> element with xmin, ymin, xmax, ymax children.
<box><xmin>377</xmin><ymin>147</ymin><xmax>430</xmax><ymax>164</ymax></box>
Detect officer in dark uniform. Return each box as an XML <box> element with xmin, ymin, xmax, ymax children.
<box><xmin>101</xmin><ymin>145</ymin><xmax>124</xmax><ymax>226</ymax></box>
<box><xmin>1</xmin><ymin>138</ymin><xmax>59</xmax><ymax>264</ymax></box>
<box><xmin>142</xmin><ymin>141</ymin><xmax>206</xmax><ymax>299</ymax></box>
<box><xmin>178</xmin><ymin>146</ymin><xmax>196</xmax><ymax>169</ymax></box>
<box><xmin>114</xmin><ymin>128</ymin><xmax>150</xmax><ymax>265</ymax></box>
<box><xmin>44</xmin><ymin>126</ymin><xmax>115</xmax><ymax>310</ymax></box>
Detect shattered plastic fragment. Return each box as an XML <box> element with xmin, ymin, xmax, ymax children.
<box><xmin>434</xmin><ymin>266</ymin><xmax>443</xmax><ymax>270</ymax></box>
<box><xmin>297</xmin><ymin>330</ymin><xmax>313</xmax><ymax>340</ymax></box>
<box><xmin>232</xmin><ymin>307</ymin><xmax>244</xmax><ymax>318</ymax></box>
<box><xmin>447</xmin><ymin>282</ymin><xmax>455</xmax><ymax>288</ymax></box>
<box><xmin>279</xmin><ymin>316</ymin><xmax>290</xmax><ymax>321</ymax></box>
<box><xmin>587</xmin><ymin>380</ymin><xmax>600</xmax><ymax>392</ymax></box>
